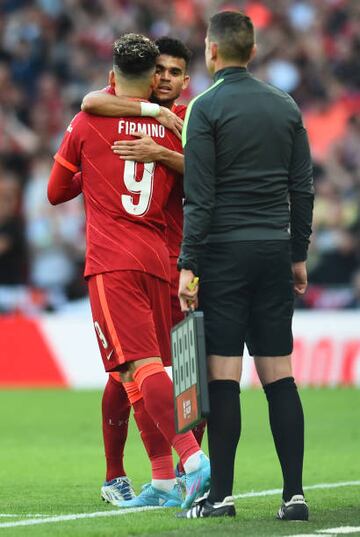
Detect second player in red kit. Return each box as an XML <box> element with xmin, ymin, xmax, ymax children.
<box><xmin>48</xmin><ymin>34</ymin><xmax>210</xmax><ymax>511</ymax></box>
<box><xmin>80</xmin><ymin>37</ymin><xmax>207</xmax><ymax>503</ymax></box>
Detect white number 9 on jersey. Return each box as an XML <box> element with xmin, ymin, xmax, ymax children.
<box><xmin>121</xmin><ymin>160</ymin><xmax>155</xmax><ymax>216</ymax></box>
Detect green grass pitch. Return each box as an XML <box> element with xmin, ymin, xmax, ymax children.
<box><xmin>0</xmin><ymin>387</ymin><xmax>359</xmax><ymax>536</ymax></box>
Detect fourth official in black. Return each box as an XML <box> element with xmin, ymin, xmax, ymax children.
<box><xmin>178</xmin><ymin>11</ymin><xmax>314</xmax><ymax>520</ymax></box>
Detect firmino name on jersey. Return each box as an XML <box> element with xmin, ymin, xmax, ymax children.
<box><xmin>118</xmin><ymin>120</ymin><xmax>165</xmax><ymax>138</ymax></box>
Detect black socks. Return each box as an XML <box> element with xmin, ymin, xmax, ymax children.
<box><xmin>264</xmin><ymin>376</ymin><xmax>304</xmax><ymax>502</ymax></box>
<box><xmin>207</xmin><ymin>380</ymin><xmax>241</xmax><ymax>503</ymax></box>
<box><xmin>206</xmin><ymin>376</ymin><xmax>304</xmax><ymax>503</ymax></box>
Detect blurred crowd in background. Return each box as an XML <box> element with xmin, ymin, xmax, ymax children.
<box><xmin>0</xmin><ymin>0</ymin><xmax>359</xmax><ymax>313</ymax></box>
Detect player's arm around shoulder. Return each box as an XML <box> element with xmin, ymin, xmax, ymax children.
<box><xmin>112</xmin><ymin>131</ymin><xmax>184</xmax><ymax>174</ymax></box>
<box><xmin>156</xmin><ymin>146</ymin><xmax>184</xmax><ymax>174</ymax></box>
<box><xmin>81</xmin><ymin>89</ymin><xmax>182</xmax><ymax>137</ymax></box>
<box><xmin>81</xmin><ymin>85</ymin><xmax>142</xmax><ymax>117</ymax></box>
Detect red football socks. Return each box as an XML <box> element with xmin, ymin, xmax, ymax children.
<box><xmin>132</xmin><ymin>398</ymin><xmax>174</xmax><ymax>479</ymax></box>
<box><xmin>102</xmin><ymin>374</ymin><xmax>131</xmax><ymax>481</ymax></box>
<box><xmin>133</xmin><ymin>363</ymin><xmax>200</xmax><ymax>466</ymax></box>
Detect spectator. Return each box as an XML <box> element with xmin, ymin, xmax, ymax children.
<box><xmin>0</xmin><ymin>0</ymin><xmax>359</xmax><ymax>311</ymax></box>
<box><xmin>0</xmin><ymin>171</ymin><xmax>27</xmax><ymax>285</ymax></box>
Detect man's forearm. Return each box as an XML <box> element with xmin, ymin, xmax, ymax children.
<box><xmin>290</xmin><ymin>191</ymin><xmax>314</xmax><ymax>262</ymax></box>
<box><xmin>157</xmin><ymin>147</ymin><xmax>184</xmax><ymax>174</ymax></box>
<box><xmin>81</xmin><ymin>92</ymin><xmax>142</xmax><ymax>117</ymax></box>
<box><xmin>289</xmin><ymin>119</ymin><xmax>314</xmax><ymax>262</ymax></box>
<box><xmin>178</xmin><ymin>200</ymin><xmax>214</xmax><ymax>273</ymax></box>
<box><xmin>48</xmin><ymin>162</ymin><xmax>81</xmax><ymax>205</ymax></box>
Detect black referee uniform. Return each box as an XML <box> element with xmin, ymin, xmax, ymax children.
<box><xmin>178</xmin><ymin>65</ymin><xmax>314</xmax><ymax>518</ymax></box>
<box><xmin>178</xmin><ymin>66</ymin><xmax>314</xmax><ymax>357</ymax></box>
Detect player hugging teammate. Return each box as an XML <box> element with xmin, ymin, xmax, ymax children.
<box><xmin>48</xmin><ymin>34</ymin><xmax>209</xmax><ymax>511</ymax></box>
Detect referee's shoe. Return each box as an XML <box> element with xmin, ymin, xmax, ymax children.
<box><xmin>177</xmin><ymin>494</ymin><xmax>236</xmax><ymax>518</ymax></box>
<box><xmin>277</xmin><ymin>495</ymin><xmax>309</xmax><ymax>521</ymax></box>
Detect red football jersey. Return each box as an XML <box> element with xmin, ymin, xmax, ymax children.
<box><xmin>164</xmin><ymin>103</ymin><xmax>187</xmax><ymax>258</ymax></box>
<box><xmin>172</xmin><ymin>104</ymin><xmax>187</xmax><ymax>120</ymax></box>
<box><xmin>54</xmin><ymin>111</ymin><xmax>181</xmax><ymax>281</ymax></box>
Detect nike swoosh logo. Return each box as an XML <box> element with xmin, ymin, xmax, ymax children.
<box><xmin>106</xmin><ymin>350</ymin><xmax>114</xmax><ymax>360</ymax></box>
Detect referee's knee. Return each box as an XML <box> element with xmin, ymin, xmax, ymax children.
<box><xmin>254</xmin><ymin>354</ymin><xmax>292</xmax><ymax>386</ymax></box>
<box><xmin>208</xmin><ymin>354</ymin><xmax>242</xmax><ymax>382</ymax></box>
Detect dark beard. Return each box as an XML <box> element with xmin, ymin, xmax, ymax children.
<box><xmin>150</xmin><ymin>94</ymin><xmax>175</xmax><ymax>107</ymax></box>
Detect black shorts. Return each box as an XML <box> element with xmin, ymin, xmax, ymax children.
<box><xmin>198</xmin><ymin>240</ymin><xmax>294</xmax><ymax>357</ymax></box>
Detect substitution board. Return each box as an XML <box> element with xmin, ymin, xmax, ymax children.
<box><xmin>171</xmin><ymin>311</ymin><xmax>209</xmax><ymax>433</ymax></box>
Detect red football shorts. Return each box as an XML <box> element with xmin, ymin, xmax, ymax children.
<box><xmin>170</xmin><ymin>256</ymin><xmax>184</xmax><ymax>327</ymax></box>
<box><xmin>87</xmin><ymin>270</ymin><xmax>172</xmax><ymax>372</ymax></box>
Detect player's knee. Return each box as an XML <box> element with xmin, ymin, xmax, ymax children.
<box><xmin>132</xmin><ymin>360</ymin><xmax>166</xmax><ymax>390</ymax></box>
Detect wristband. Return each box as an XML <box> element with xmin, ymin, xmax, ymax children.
<box><xmin>140</xmin><ymin>102</ymin><xmax>160</xmax><ymax>117</ymax></box>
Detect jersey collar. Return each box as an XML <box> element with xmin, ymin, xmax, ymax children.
<box><xmin>214</xmin><ymin>66</ymin><xmax>248</xmax><ymax>81</ymax></box>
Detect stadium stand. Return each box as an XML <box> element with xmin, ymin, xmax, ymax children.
<box><xmin>0</xmin><ymin>0</ymin><xmax>359</xmax><ymax>312</ymax></box>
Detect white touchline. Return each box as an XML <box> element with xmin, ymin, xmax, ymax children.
<box><xmin>0</xmin><ymin>507</ymin><xmax>159</xmax><ymax>529</ymax></box>
<box><xmin>283</xmin><ymin>534</ymin><xmax>319</xmax><ymax>537</ymax></box>
<box><xmin>283</xmin><ymin>527</ymin><xmax>360</xmax><ymax>537</ymax></box>
<box><xmin>0</xmin><ymin>480</ymin><xmax>359</xmax><ymax>530</ymax></box>
<box><xmin>233</xmin><ymin>480</ymin><xmax>360</xmax><ymax>499</ymax></box>
<box><xmin>318</xmin><ymin>528</ymin><xmax>360</xmax><ymax>534</ymax></box>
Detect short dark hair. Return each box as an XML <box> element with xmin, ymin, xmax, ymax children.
<box><xmin>208</xmin><ymin>11</ymin><xmax>254</xmax><ymax>63</ymax></box>
<box><xmin>155</xmin><ymin>36</ymin><xmax>192</xmax><ymax>69</ymax></box>
<box><xmin>113</xmin><ymin>34</ymin><xmax>159</xmax><ymax>77</ymax></box>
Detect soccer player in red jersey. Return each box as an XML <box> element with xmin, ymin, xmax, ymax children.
<box><xmin>81</xmin><ymin>37</ymin><xmax>206</xmax><ymax>505</ymax></box>
<box><xmin>48</xmin><ymin>34</ymin><xmax>210</xmax><ymax>510</ymax></box>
